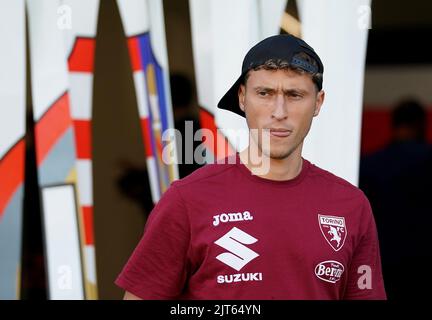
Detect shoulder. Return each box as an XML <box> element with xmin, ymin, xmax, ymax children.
<box><xmin>306</xmin><ymin>159</ymin><xmax>366</xmax><ymax>200</ymax></box>
<box><xmin>172</xmin><ymin>154</ymin><xmax>238</xmax><ymax>189</ymax></box>
<box><xmin>161</xmin><ymin>156</ymin><xmax>238</xmax><ymax>213</ymax></box>
<box><xmin>306</xmin><ymin>160</ymin><xmax>374</xmax><ymax>234</ymax></box>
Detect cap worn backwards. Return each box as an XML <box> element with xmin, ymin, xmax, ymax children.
<box><xmin>217</xmin><ymin>34</ymin><xmax>324</xmax><ymax>117</ymax></box>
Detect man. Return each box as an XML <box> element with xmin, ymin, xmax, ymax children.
<box><xmin>115</xmin><ymin>34</ymin><xmax>386</xmax><ymax>299</ymax></box>
<box><xmin>360</xmin><ymin>100</ymin><xmax>432</xmax><ymax>300</ymax></box>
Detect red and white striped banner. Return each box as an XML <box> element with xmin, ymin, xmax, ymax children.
<box><xmin>0</xmin><ymin>0</ymin><xmax>26</xmax><ymax>300</ymax></box>
<box><xmin>61</xmin><ymin>0</ymin><xmax>100</xmax><ymax>300</ymax></box>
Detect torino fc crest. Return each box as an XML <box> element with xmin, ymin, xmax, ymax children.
<box><xmin>318</xmin><ymin>214</ymin><xmax>347</xmax><ymax>251</ymax></box>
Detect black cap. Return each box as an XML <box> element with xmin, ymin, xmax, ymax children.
<box><xmin>217</xmin><ymin>34</ymin><xmax>324</xmax><ymax>117</ymax></box>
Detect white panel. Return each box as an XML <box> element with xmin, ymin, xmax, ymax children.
<box><xmin>42</xmin><ymin>185</ymin><xmax>85</xmax><ymax>300</ymax></box>
<box><xmin>76</xmin><ymin>159</ymin><xmax>93</xmax><ymax>206</ymax></box>
<box><xmin>211</xmin><ymin>0</ymin><xmax>260</xmax><ymax>108</ymax></box>
<box><xmin>69</xmin><ymin>73</ymin><xmax>93</xmax><ymax>119</ymax></box>
<box><xmin>299</xmin><ymin>0</ymin><xmax>371</xmax><ymax>185</ymax></box>
<box><xmin>147</xmin><ymin>0</ymin><xmax>169</xmax><ymax>69</ymax></box>
<box><xmin>116</xmin><ymin>0</ymin><xmax>150</xmax><ymax>36</ymax></box>
<box><xmin>0</xmin><ymin>0</ymin><xmax>26</xmax><ymax>159</ymax></box>
<box><xmin>189</xmin><ymin>0</ymin><xmax>215</xmax><ymax>114</ymax></box>
<box><xmin>190</xmin><ymin>0</ymin><xmax>257</xmax><ymax>150</ymax></box>
<box><xmin>61</xmin><ymin>0</ymin><xmax>100</xmax><ymax>56</ymax></box>
<box><xmin>258</xmin><ymin>0</ymin><xmax>287</xmax><ymax>38</ymax></box>
<box><xmin>212</xmin><ymin>0</ymin><xmax>257</xmax><ymax>150</ymax></box>
<box><xmin>27</xmin><ymin>0</ymin><xmax>69</xmax><ymax>121</ymax></box>
<box><xmin>84</xmin><ymin>245</ymin><xmax>97</xmax><ymax>283</ymax></box>
<box><xmin>133</xmin><ymin>71</ymin><xmax>149</xmax><ymax>118</ymax></box>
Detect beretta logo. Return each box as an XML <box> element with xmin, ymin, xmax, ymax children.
<box><xmin>315</xmin><ymin>260</ymin><xmax>345</xmax><ymax>284</ymax></box>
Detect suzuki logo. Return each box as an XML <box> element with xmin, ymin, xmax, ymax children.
<box><xmin>214</xmin><ymin>227</ymin><xmax>259</xmax><ymax>271</ymax></box>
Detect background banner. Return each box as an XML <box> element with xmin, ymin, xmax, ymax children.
<box><xmin>0</xmin><ymin>0</ymin><xmax>26</xmax><ymax>300</ymax></box>
<box><xmin>61</xmin><ymin>0</ymin><xmax>100</xmax><ymax>299</ymax></box>
<box><xmin>117</xmin><ymin>0</ymin><xmax>179</xmax><ymax>203</ymax></box>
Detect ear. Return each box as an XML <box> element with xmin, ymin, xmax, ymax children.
<box><xmin>238</xmin><ymin>84</ymin><xmax>246</xmax><ymax>112</ymax></box>
<box><xmin>313</xmin><ymin>90</ymin><xmax>325</xmax><ymax>117</ymax></box>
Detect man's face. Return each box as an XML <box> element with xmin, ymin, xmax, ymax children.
<box><xmin>238</xmin><ymin>68</ymin><xmax>325</xmax><ymax>160</ymax></box>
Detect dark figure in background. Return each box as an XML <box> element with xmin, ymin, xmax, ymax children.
<box><xmin>360</xmin><ymin>99</ymin><xmax>432</xmax><ymax>300</ymax></box>
<box><xmin>117</xmin><ymin>160</ymin><xmax>155</xmax><ymax>215</ymax></box>
<box><xmin>170</xmin><ymin>73</ymin><xmax>204</xmax><ymax>178</ymax></box>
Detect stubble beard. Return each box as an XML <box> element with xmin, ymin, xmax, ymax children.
<box><xmin>248</xmin><ymin>128</ymin><xmax>303</xmax><ymax>161</ymax></box>
<box><xmin>259</xmin><ymin>134</ymin><xmax>302</xmax><ymax>160</ymax></box>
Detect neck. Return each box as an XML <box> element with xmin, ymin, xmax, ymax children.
<box><xmin>239</xmin><ymin>142</ymin><xmax>303</xmax><ymax>181</ymax></box>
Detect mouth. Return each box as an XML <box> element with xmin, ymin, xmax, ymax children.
<box><xmin>268</xmin><ymin>128</ymin><xmax>292</xmax><ymax>138</ymax></box>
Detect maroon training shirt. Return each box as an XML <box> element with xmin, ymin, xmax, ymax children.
<box><xmin>115</xmin><ymin>153</ymin><xmax>386</xmax><ymax>299</ymax></box>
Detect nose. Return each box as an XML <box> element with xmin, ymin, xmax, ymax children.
<box><xmin>271</xmin><ymin>93</ymin><xmax>288</xmax><ymax>120</ymax></box>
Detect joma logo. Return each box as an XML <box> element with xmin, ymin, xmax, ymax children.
<box><xmin>213</xmin><ymin>211</ymin><xmax>254</xmax><ymax>227</ymax></box>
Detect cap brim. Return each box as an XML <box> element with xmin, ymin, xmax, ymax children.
<box><xmin>217</xmin><ymin>75</ymin><xmax>245</xmax><ymax>117</ymax></box>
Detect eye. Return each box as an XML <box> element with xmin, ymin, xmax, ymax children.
<box><xmin>289</xmin><ymin>92</ymin><xmax>303</xmax><ymax>99</ymax></box>
<box><xmin>258</xmin><ymin>91</ymin><xmax>268</xmax><ymax>96</ymax></box>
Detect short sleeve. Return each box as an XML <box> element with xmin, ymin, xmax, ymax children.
<box><xmin>115</xmin><ymin>183</ymin><xmax>190</xmax><ymax>299</ymax></box>
<box><xmin>343</xmin><ymin>195</ymin><xmax>387</xmax><ymax>300</ymax></box>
